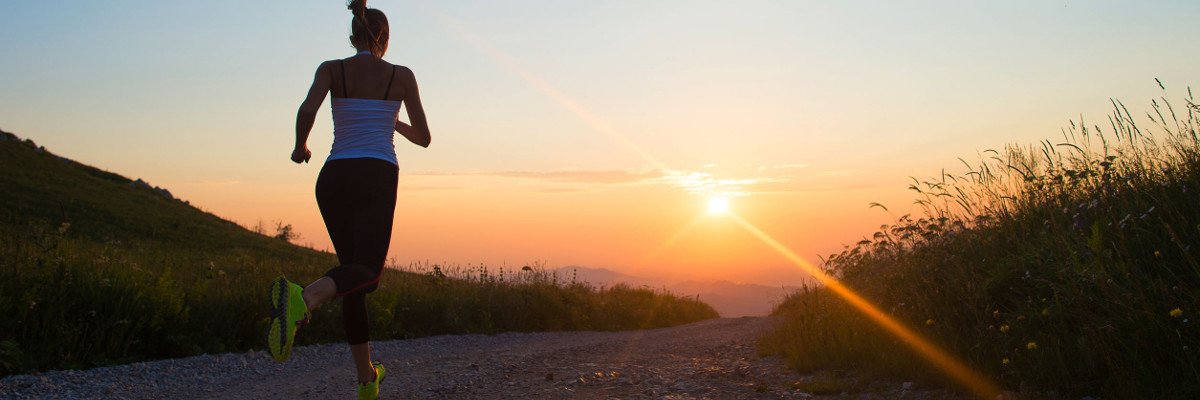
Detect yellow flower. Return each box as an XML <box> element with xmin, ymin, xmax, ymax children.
<box><xmin>999</xmin><ymin>324</ymin><xmax>1010</xmax><ymax>333</ymax></box>
<box><xmin>993</xmin><ymin>309</ymin><xmax>1000</xmax><ymax>318</ymax></box>
<box><xmin>1026</xmin><ymin>341</ymin><xmax>1038</xmax><ymax>350</ymax></box>
<box><xmin>1170</xmin><ymin>308</ymin><xmax>1183</xmax><ymax>318</ymax></box>
<box><xmin>926</xmin><ymin>319</ymin><xmax>935</xmax><ymax>326</ymax></box>
<box><xmin>1155</xmin><ymin>250</ymin><xmax>1162</xmax><ymax>258</ymax></box>
<box><xmin>1001</xmin><ymin>358</ymin><xmax>1010</xmax><ymax>366</ymax></box>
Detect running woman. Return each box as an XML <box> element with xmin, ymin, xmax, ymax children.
<box><xmin>268</xmin><ymin>1</ymin><xmax>431</xmax><ymax>399</ymax></box>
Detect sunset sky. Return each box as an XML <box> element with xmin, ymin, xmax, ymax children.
<box><xmin>2</xmin><ymin>1</ymin><xmax>1198</xmax><ymax>286</ymax></box>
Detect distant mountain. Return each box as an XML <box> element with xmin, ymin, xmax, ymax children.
<box><xmin>667</xmin><ymin>280</ymin><xmax>796</xmax><ymax>317</ymax></box>
<box><xmin>554</xmin><ymin>266</ymin><xmax>798</xmax><ymax>317</ymax></box>
<box><xmin>556</xmin><ymin>266</ymin><xmax>661</xmax><ymax>287</ymax></box>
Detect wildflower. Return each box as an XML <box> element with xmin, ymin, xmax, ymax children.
<box><xmin>1155</xmin><ymin>251</ymin><xmax>1162</xmax><ymax>258</ymax></box>
<box><xmin>1041</xmin><ymin>308</ymin><xmax>1050</xmax><ymax>316</ymax></box>
<box><xmin>1171</xmin><ymin>308</ymin><xmax>1183</xmax><ymax>318</ymax></box>
<box><xmin>1017</xmin><ymin>315</ymin><xmax>1026</xmax><ymax>321</ymax></box>
<box><xmin>1000</xmin><ymin>324</ymin><xmax>1011</xmax><ymax>333</ymax></box>
<box><xmin>926</xmin><ymin>319</ymin><xmax>935</xmax><ymax>326</ymax></box>
<box><xmin>1001</xmin><ymin>358</ymin><xmax>1010</xmax><ymax>366</ymax></box>
<box><xmin>1026</xmin><ymin>342</ymin><xmax>1038</xmax><ymax>350</ymax></box>
<box><xmin>993</xmin><ymin>310</ymin><xmax>1000</xmax><ymax>318</ymax></box>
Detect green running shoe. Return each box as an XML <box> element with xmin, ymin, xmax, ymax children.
<box><xmin>268</xmin><ymin>276</ymin><xmax>309</xmax><ymax>362</ymax></box>
<box><xmin>357</xmin><ymin>362</ymin><xmax>386</xmax><ymax>400</ymax></box>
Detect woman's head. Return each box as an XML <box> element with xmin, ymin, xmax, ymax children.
<box><xmin>347</xmin><ymin>0</ymin><xmax>389</xmax><ymax>57</ymax></box>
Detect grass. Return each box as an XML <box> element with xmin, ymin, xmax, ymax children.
<box><xmin>759</xmin><ymin>84</ymin><xmax>1200</xmax><ymax>398</ymax></box>
<box><xmin>0</xmin><ymin>130</ymin><xmax>718</xmax><ymax>376</ymax></box>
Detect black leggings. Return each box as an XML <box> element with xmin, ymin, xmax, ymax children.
<box><xmin>315</xmin><ymin>157</ymin><xmax>398</xmax><ymax>345</ymax></box>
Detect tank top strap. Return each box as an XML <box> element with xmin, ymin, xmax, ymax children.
<box><xmin>382</xmin><ymin>66</ymin><xmax>397</xmax><ymax>100</ymax></box>
<box><xmin>339</xmin><ymin>60</ymin><xmax>348</xmax><ymax>98</ymax></box>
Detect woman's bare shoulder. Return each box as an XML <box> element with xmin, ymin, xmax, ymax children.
<box><xmin>386</xmin><ymin>62</ymin><xmax>414</xmax><ymax>74</ymax></box>
<box><xmin>312</xmin><ymin>60</ymin><xmax>340</xmax><ymax>73</ymax></box>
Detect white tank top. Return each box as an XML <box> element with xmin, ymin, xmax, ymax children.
<box><xmin>327</xmin><ymin>58</ymin><xmax>404</xmax><ymax>166</ymax></box>
<box><xmin>328</xmin><ymin>97</ymin><xmax>402</xmax><ymax>166</ymax></box>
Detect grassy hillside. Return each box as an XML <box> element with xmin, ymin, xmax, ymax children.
<box><xmin>0</xmin><ymin>132</ymin><xmax>321</xmax><ymax>260</ymax></box>
<box><xmin>0</xmin><ymin>129</ymin><xmax>717</xmax><ymax>376</ymax></box>
<box><xmin>759</xmin><ymin>87</ymin><xmax>1200</xmax><ymax>398</ymax></box>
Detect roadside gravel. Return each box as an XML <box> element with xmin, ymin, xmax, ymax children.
<box><xmin>0</xmin><ymin>317</ymin><xmax>965</xmax><ymax>399</ymax></box>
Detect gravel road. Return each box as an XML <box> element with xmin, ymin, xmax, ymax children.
<box><xmin>0</xmin><ymin>317</ymin><xmax>964</xmax><ymax>399</ymax></box>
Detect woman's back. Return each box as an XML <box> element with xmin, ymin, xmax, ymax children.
<box><xmin>333</xmin><ymin>55</ymin><xmax>408</xmax><ymax>101</ymax></box>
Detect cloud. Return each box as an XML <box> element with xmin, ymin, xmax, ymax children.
<box><xmin>653</xmin><ymin>169</ymin><xmax>788</xmax><ymax>197</ymax></box>
<box><xmin>756</xmin><ymin>163</ymin><xmax>811</xmax><ymax>171</ymax></box>
<box><xmin>490</xmin><ymin>170</ymin><xmax>656</xmax><ymax>184</ymax></box>
<box><xmin>191</xmin><ymin>180</ymin><xmax>241</xmax><ymax>187</ymax></box>
<box><xmin>399</xmin><ymin>163</ymin><xmax>865</xmax><ymax>196</ymax></box>
<box><xmin>742</xmin><ymin>180</ymin><xmax>875</xmax><ymax>193</ymax></box>
<box><xmin>535</xmin><ymin>187</ymin><xmax>590</xmax><ymax>193</ymax></box>
<box><xmin>816</xmin><ymin>169</ymin><xmax>856</xmax><ymax>177</ymax></box>
<box><xmin>396</xmin><ymin>185</ymin><xmax>469</xmax><ymax>191</ymax></box>
<box><xmin>403</xmin><ymin>169</ymin><xmax>656</xmax><ymax>184</ymax></box>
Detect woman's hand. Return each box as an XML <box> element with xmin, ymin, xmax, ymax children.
<box><xmin>395</xmin><ymin>121</ymin><xmax>431</xmax><ymax>148</ymax></box>
<box><xmin>291</xmin><ymin>146</ymin><xmax>312</xmax><ymax>164</ymax></box>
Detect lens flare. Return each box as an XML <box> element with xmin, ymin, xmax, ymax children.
<box><xmin>728</xmin><ymin>213</ymin><xmax>1000</xmax><ymax>399</ymax></box>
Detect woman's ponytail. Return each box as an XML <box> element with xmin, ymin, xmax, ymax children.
<box><xmin>347</xmin><ymin>0</ymin><xmax>388</xmax><ymax>57</ymax></box>
<box><xmin>347</xmin><ymin>0</ymin><xmax>368</xmax><ymax>21</ymax></box>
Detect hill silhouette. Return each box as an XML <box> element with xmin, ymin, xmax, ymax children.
<box><xmin>0</xmin><ymin>128</ymin><xmax>327</xmax><ymax>262</ymax></box>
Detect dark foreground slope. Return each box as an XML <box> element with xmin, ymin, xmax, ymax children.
<box><xmin>0</xmin><ymin>129</ymin><xmax>717</xmax><ymax>376</ymax></box>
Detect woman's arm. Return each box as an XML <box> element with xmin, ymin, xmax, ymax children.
<box><xmin>395</xmin><ymin>66</ymin><xmax>431</xmax><ymax>148</ymax></box>
<box><xmin>293</xmin><ymin>62</ymin><xmax>333</xmax><ymax>163</ymax></box>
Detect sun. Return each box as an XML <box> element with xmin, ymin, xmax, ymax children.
<box><xmin>707</xmin><ymin>197</ymin><xmax>730</xmax><ymax>214</ymax></box>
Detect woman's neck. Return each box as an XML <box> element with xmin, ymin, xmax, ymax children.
<box><xmin>354</xmin><ymin>49</ymin><xmax>373</xmax><ymax>57</ymax></box>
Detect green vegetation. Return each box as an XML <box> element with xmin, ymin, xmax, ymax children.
<box><xmin>0</xmin><ymin>130</ymin><xmax>717</xmax><ymax>376</ymax></box>
<box><xmin>760</xmin><ymin>85</ymin><xmax>1200</xmax><ymax>398</ymax></box>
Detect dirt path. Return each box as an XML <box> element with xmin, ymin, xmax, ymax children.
<box><xmin>0</xmin><ymin>317</ymin><xmax>962</xmax><ymax>399</ymax></box>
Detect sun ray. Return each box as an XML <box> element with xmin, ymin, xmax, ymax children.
<box><xmin>635</xmin><ymin>213</ymin><xmax>707</xmax><ymax>268</ymax></box>
<box><xmin>728</xmin><ymin>213</ymin><xmax>1001</xmax><ymax>399</ymax></box>
<box><xmin>435</xmin><ymin>12</ymin><xmax>667</xmax><ymax>171</ymax></box>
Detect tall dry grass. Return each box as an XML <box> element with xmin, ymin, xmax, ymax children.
<box><xmin>760</xmin><ymin>84</ymin><xmax>1200</xmax><ymax>398</ymax></box>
